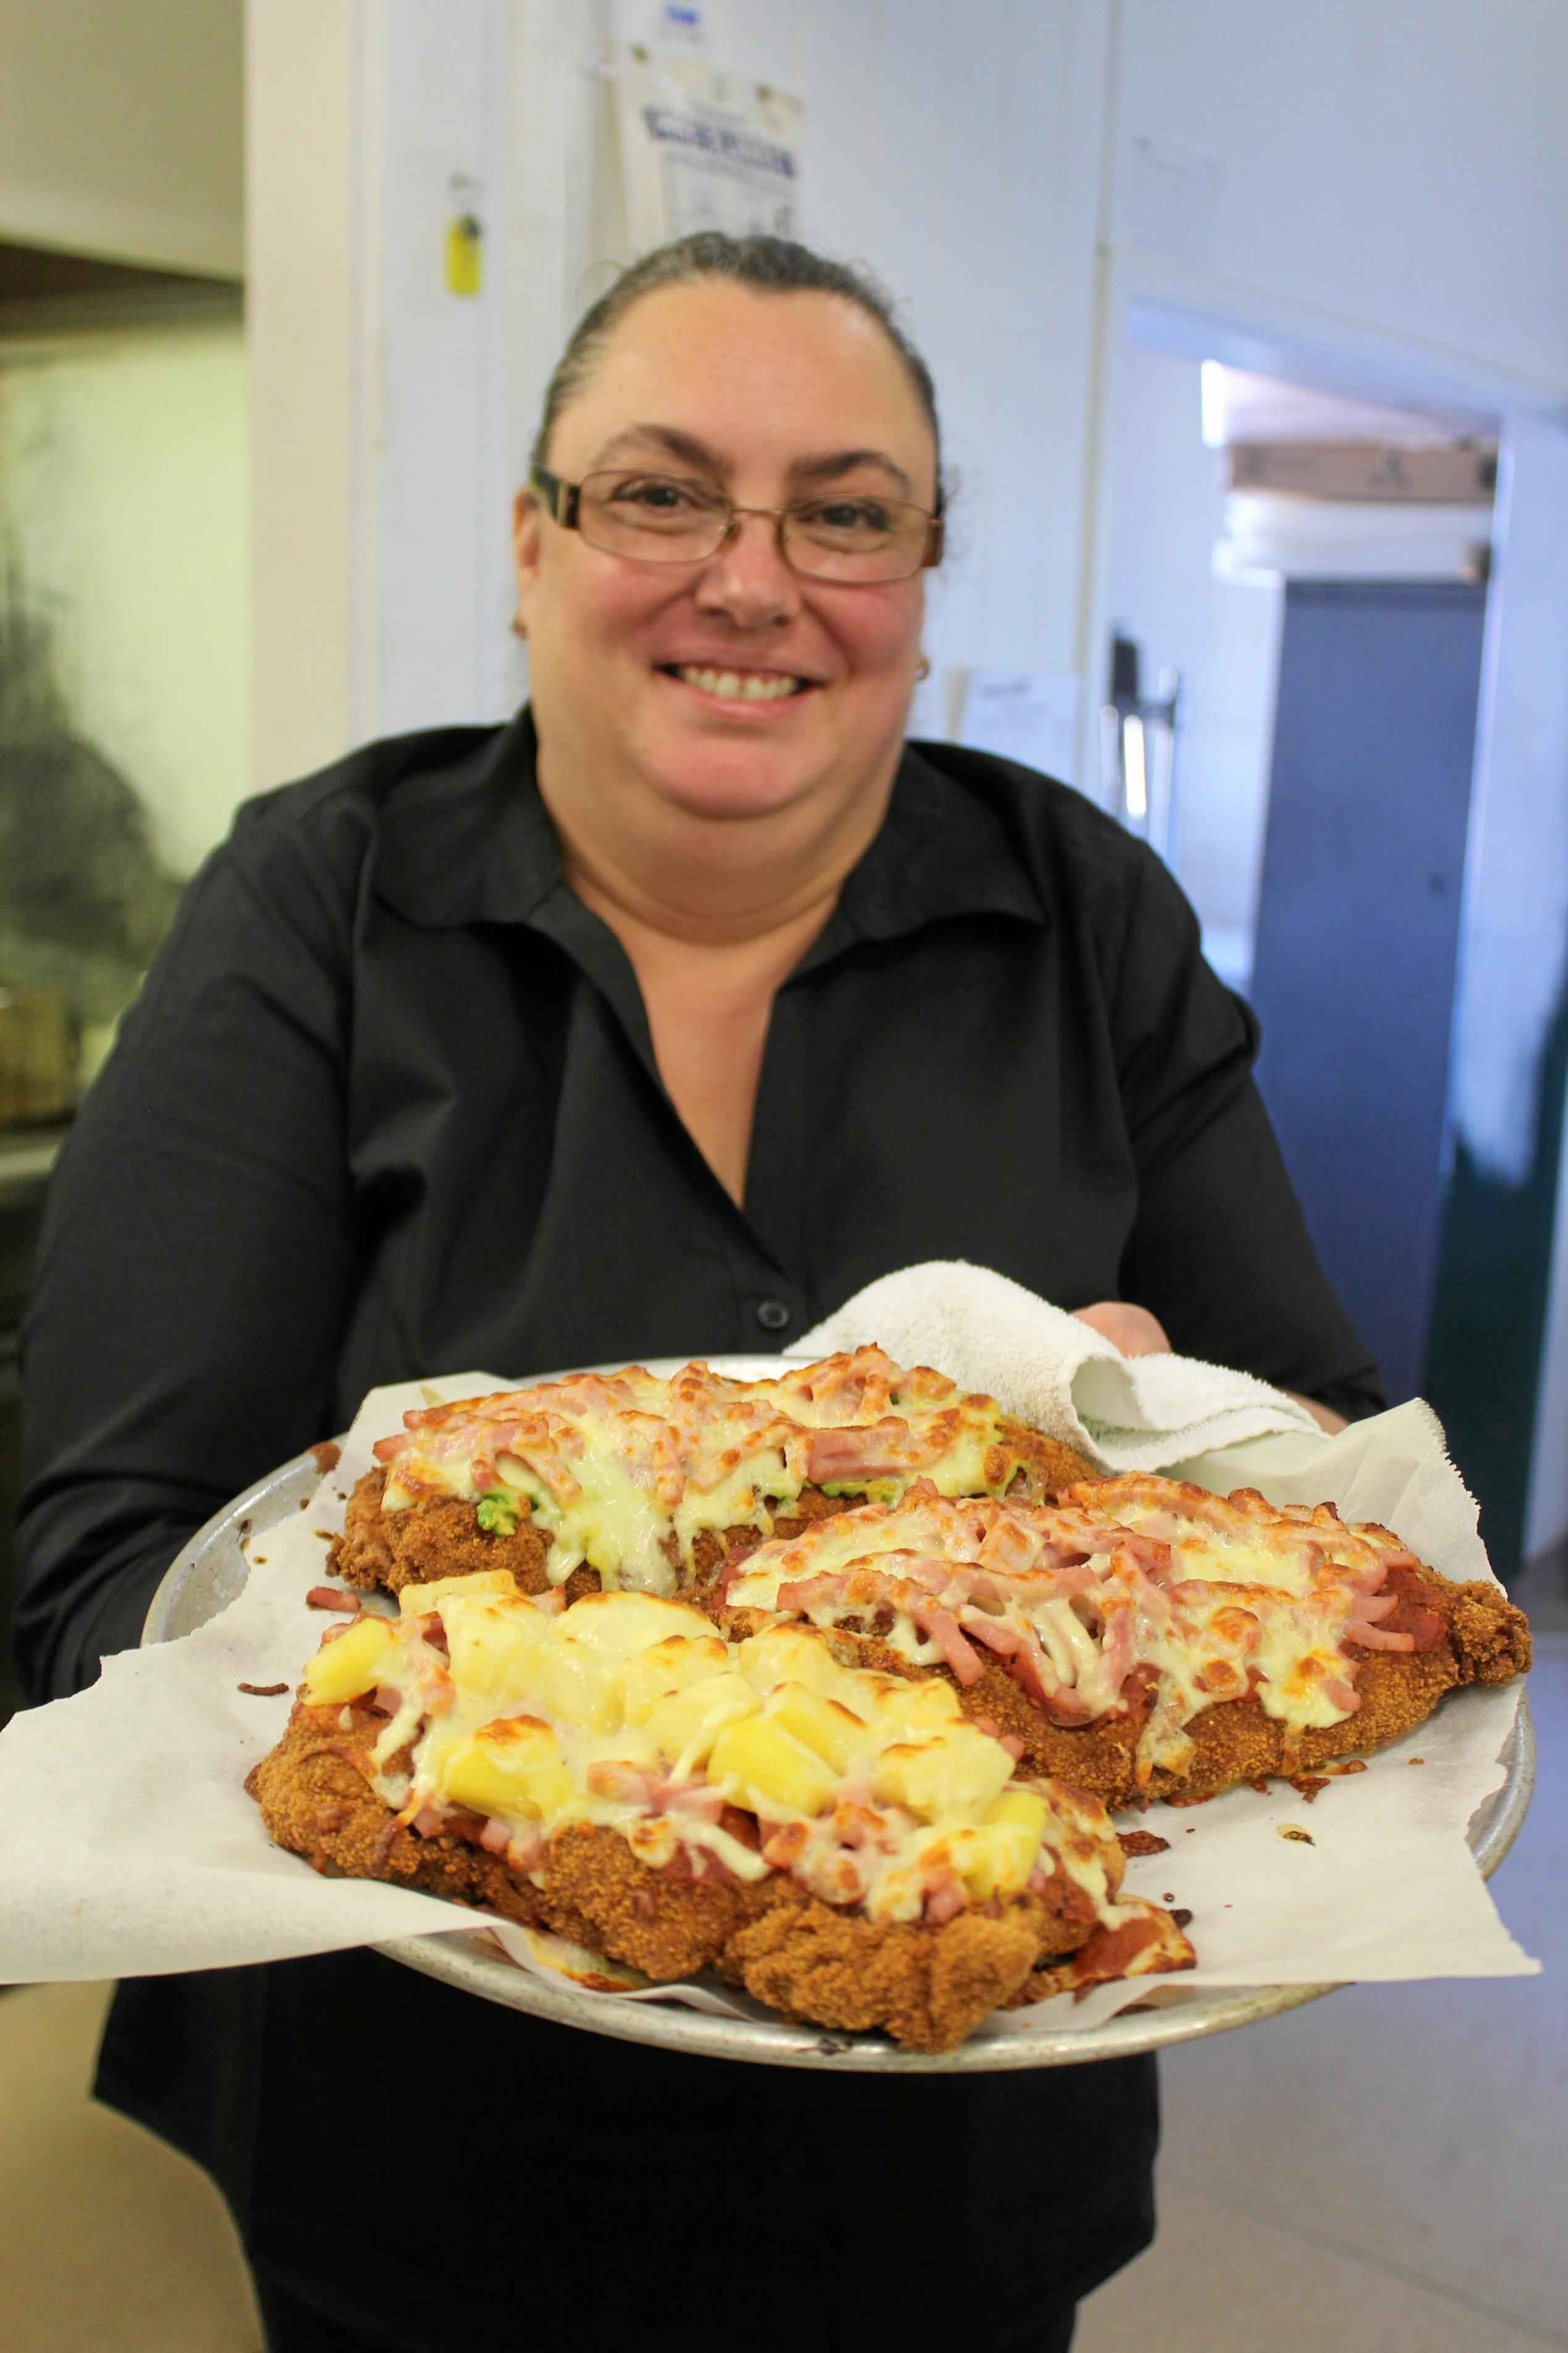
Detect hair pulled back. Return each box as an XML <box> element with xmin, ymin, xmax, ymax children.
<box><xmin>531</xmin><ymin>232</ymin><xmax>944</xmax><ymax>507</ymax></box>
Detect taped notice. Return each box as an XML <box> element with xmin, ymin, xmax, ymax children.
<box><xmin>615</xmin><ymin>45</ymin><xmax>803</xmax><ymax>254</ymax></box>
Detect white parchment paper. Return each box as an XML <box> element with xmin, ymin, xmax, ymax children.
<box><xmin>0</xmin><ymin>1377</ymin><xmax>1536</xmax><ymax>2036</ymax></box>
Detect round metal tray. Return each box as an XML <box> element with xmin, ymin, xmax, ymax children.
<box><xmin>143</xmin><ymin>1362</ymin><xmax>1537</xmax><ymax>2072</ymax></box>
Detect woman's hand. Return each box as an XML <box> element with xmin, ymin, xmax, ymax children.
<box><xmin>1071</xmin><ymin>1301</ymin><xmax>1349</xmax><ymax>1434</ymax></box>
<box><xmin>1071</xmin><ymin>1301</ymin><xmax>1171</xmax><ymax>1356</ymax></box>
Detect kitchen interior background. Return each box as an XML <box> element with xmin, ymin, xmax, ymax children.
<box><xmin>4</xmin><ymin>0</ymin><xmax>1568</xmax><ymax>1729</ymax></box>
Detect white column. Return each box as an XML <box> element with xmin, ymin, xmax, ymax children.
<box><xmin>247</xmin><ymin>0</ymin><xmax>528</xmax><ymax>793</ymax></box>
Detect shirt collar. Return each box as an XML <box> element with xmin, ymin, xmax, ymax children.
<box><xmin>371</xmin><ymin>709</ymin><xmax>1048</xmax><ymax>945</ymax></box>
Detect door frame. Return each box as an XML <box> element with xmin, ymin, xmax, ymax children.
<box><xmin>1078</xmin><ymin>250</ymin><xmax>1568</xmax><ymax>1571</ymax></box>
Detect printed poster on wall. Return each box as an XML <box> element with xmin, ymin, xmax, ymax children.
<box><xmin>615</xmin><ymin>46</ymin><xmax>803</xmax><ymax>255</ymax></box>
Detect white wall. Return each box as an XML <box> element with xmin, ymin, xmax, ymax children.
<box><xmin>0</xmin><ymin>0</ymin><xmax>243</xmax><ymax>277</ymax></box>
<box><xmin>0</xmin><ymin>319</ymin><xmax>251</xmax><ymax>875</ymax></box>
<box><xmin>1098</xmin><ymin>340</ymin><xmax>1282</xmax><ymax>981</ymax></box>
<box><xmin>1111</xmin><ymin>0</ymin><xmax>1568</xmax><ymax>402</ymax></box>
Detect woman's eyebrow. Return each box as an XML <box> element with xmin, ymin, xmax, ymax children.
<box><xmin>590</xmin><ymin>424</ymin><xmax>722</xmax><ymax>471</ymax></box>
<box><xmin>789</xmin><ymin>450</ymin><xmax>914</xmax><ymax>496</ymax></box>
<box><xmin>586</xmin><ymin>426</ymin><xmax>916</xmax><ymax>497</ymax></box>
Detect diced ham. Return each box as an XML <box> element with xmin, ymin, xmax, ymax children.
<box><xmin>306</xmin><ymin>1586</ymin><xmax>360</xmax><ymax>1613</ymax></box>
<box><xmin>1342</xmin><ymin>1616</ymin><xmax>1414</xmax><ymax>1651</ymax></box>
<box><xmin>957</xmin><ymin>1608</ymin><xmax>1020</xmax><ymax>1658</ymax></box>
<box><xmin>910</xmin><ymin>1600</ymin><xmax>986</xmax><ymax>1686</ymax></box>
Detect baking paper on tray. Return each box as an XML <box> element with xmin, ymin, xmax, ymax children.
<box><xmin>0</xmin><ymin>1373</ymin><xmax>1536</xmax><ymax>2037</ymax></box>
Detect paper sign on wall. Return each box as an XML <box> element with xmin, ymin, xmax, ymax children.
<box><xmin>615</xmin><ymin>46</ymin><xmax>803</xmax><ymax>255</ymax></box>
<box><xmin>955</xmin><ymin>671</ymin><xmax>1082</xmax><ymax>783</ymax></box>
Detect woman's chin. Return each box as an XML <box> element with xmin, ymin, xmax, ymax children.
<box><xmin>639</xmin><ymin>751</ymin><xmax>824</xmax><ymax>826</ymax></box>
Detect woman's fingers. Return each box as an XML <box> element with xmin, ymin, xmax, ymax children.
<box><xmin>1071</xmin><ymin>1306</ymin><xmax>1347</xmax><ymax>1429</ymax></box>
<box><xmin>1070</xmin><ymin>1301</ymin><xmax>1172</xmax><ymax>1358</ymax></box>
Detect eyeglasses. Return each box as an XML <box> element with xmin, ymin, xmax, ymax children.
<box><xmin>529</xmin><ymin>465</ymin><xmax>943</xmax><ymax>582</ymax></box>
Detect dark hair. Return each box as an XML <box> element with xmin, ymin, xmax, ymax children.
<box><xmin>531</xmin><ymin>232</ymin><xmax>943</xmax><ymax>507</ymax></box>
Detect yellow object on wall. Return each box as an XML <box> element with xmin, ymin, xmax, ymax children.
<box><xmin>445</xmin><ymin>214</ymin><xmax>483</xmax><ymax>297</ymax></box>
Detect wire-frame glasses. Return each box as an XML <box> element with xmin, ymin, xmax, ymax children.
<box><xmin>530</xmin><ymin>465</ymin><xmax>943</xmax><ymax>582</ymax></box>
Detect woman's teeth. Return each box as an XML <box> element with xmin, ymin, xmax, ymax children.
<box><xmin>675</xmin><ymin>666</ymin><xmax>803</xmax><ymax>701</ymax></box>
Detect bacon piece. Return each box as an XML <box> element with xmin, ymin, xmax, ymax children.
<box><xmin>957</xmin><ymin>1607</ymin><xmax>1020</xmax><ymax>1658</ymax></box>
<box><xmin>1344</xmin><ymin>1622</ymin><xmax>1416</xmax><ymax>1654</ymax></box>
<box><xmin>306</xmin><ymin>1586</ymin><xmax>360</xmax><ymax>1613</ymax></box>
<box><xmin>1370</xmin><ymin>1567</ymin><xmax>1448</xmax><ymax>1653</ymax></box>
<box><xmin>910</xmin><ymin>1601</ymin><xmax>986</xmax><ymax>1686</ymax></box>
<box><xmin>924</xmin><ymin>1877</ymin><xmax>967</xmax><ymax>1924</ymax></box>
<box><xmin>761</xmin><ymin>1822</ymin><xmax>811</xmax><ymax>1869</ymax></box>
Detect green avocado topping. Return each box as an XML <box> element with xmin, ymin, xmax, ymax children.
<box><xmin>476</xmin><ymin>1492</ymin><xmax>520</xmax><ymax>1538</ymax></box>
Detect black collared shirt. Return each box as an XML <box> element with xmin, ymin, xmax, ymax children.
<box><xmin>14</xmin><ymin>712</ymin><xmax>1378</xmax><ymax>2347</ymax></box>
<box><xmin>17</xmin><ymin>709</ymin><xmax>1378</xmax><ymax>1696</ymax></box>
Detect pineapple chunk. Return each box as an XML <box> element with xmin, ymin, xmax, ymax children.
<box><xmin>441</xmin><ymin>1597</ymin><xmax>550</xmax><ymax>1697</ymax></box>
<box><xmin>709</xmin><ymin>1715</ymin><xmax>838</xmax><ymax>1817</ymax></box>
<box><xmin>647</xmin><ymin>1673</ymin><xmax>759</xmax><ymax>1770</ymax></box>
<box><xmin>765</xmin><ymin>1681</ymin><xmax>874</xmax><ymax>1774</ymax></box>
<box><xmin>735</xmin><ymin>1624</ymin><xmax>852</xmax><ymax>1700</ymax></box>
<box><xmin>398</xmin><ymin>1568</ymin><xmax>518</xmax><ymax>1616</ymax></box>
<box><xmin>987</xmin><ymin>1787</ymin><xmax>1050</xmax><ymax>1837</ymax></box>
<box><xmin>440</xmin><ymin>1715</ymin><xmax>574</xmax><ymax>1824</ymax></box>
<box><xmin>871</xmin><ymin>1723</ymin><xmax>1015</xmax><ymax>1822</ymax></box>
<box><xmin>952</xmin><ymin>1817</ymin><xmax>1042</xmax><ymax>1901</ymax></box>
<box><xmin>556</xmin><ymin>1590</ymin><xmax>714</xmax><ymax>1660</ymax></box>
<box><xmin>869</xmin><ymin>1678</ymin><xmax>963</xmax><ymax>1741</ymax></box>
<box><xmin>303</xmin><ymin>1613</ymin><xmax>400</xmax><ymax>1705</ymax></box>
<box><xmin>442</xmin><ymin>1597</ymin><xmax>613</xmax><ymax>1729</ymax></box>
<box><xmin>621</xmin><ymin>1633</ymin><xmax>728</xmax><ymax>1726</ymax></box>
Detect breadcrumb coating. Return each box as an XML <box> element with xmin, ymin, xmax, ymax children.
<box><xmin>248</xmin><ymin>1691</ymin><xmax>1149</xmax><ymax>2051</ymax></box>
<box><xmin>828</xmin><ymin>1557</ymin><xmax>1530</xmax><ymax>1808</ymax></box>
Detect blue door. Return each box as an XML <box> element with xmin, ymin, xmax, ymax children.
<box><xmin>1249</xmin><ymin>579</ymin><xmax>1487</xmax><ymax>1405</ymax></box>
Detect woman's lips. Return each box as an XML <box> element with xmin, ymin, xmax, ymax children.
<box><xmin>659</xmin><ymin>663</ymin><xmax>816</xmax><ymax>704</ymax></box>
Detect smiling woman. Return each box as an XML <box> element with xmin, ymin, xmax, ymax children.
<box><xmin>512</xmin><ymin>251</ymin><xmax>946</xmax><ymax>1202</ymax></box>
<box><xmin>17</xmin><ymin>234</ymin><xmax>1382</xmax><ymax>2353</ymax></box>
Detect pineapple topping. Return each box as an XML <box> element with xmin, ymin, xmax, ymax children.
<box><xmin>302</xmin><ymin>1572</ymin><xmax>1132</xmax><ymax>1930</ymax></box>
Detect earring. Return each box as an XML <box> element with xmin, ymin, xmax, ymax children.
<box><xmin>915</xmin><ymin>654</ymin><xmax>932</xmax><ymax>682</ymax></box>
<box><xmin>510</xmin><ymin>614</ymin><xmax>528</xmax><ymax>641</ymax></box>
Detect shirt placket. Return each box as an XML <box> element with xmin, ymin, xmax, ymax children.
<box><xmin>520</xmin><ymin>881</ymin><xmax>810</xmax><ymax>1353</ymax></box>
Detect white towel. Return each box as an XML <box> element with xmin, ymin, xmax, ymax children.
<box><xmin>798</xmin><ymin>1260</ymin><xmax>1323</xmax><ymax>1472</ymax></box>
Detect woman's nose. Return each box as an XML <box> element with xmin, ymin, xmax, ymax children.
<box><xmin>692</xmin><ymin>509</ymin><xmax>803</xmax><ymax>627</ymax></box>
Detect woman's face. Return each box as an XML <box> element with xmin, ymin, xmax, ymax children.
<box><xmin>513</xmin><ymin>280</ymin><xmax>937</xmax><ymax>831</ymax></box>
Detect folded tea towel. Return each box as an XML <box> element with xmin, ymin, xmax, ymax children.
<box><xmin>797</xmin><ymin>1261</ymin><xmax>1323</xmax><ymax>1474</ymax></box>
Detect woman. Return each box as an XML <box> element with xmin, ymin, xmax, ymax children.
<box><xmin>17</xmin><ymin>235</ymin><xmax>1379</xmax><ymax>2352</ymax></box>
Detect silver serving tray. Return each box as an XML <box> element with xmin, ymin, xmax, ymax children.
<box><xmin>143</xmin><ymin>1358</ymin><xmax>1536</xmax><ymax>2072</ymax></box>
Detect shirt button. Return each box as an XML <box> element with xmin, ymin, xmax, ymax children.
<box><xmin>755</xmin><ymin>1298</ymin><xmax>791</xmax><ymax>1332</ymax></box>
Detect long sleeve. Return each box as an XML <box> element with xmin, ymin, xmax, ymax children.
<box><xmin>15</xmin><ymin>796</ymin><xmax>365</xmax><ymax>1699</ymax></box>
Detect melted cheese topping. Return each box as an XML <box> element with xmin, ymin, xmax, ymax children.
<box><xmin>373</xmin><ymin>1348</ymin><xmax>1031</xmax><ymax>1595</ymax></box>
<box><xmin>725</xmin><ymin>1476</ymin><xmax>1423</xmax><ymax>1779</ymax></box>
<box><xmin>301</xmin><ymin>1572</ymin><xmax>1138</xmax><ymax>1932</ymax></box>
